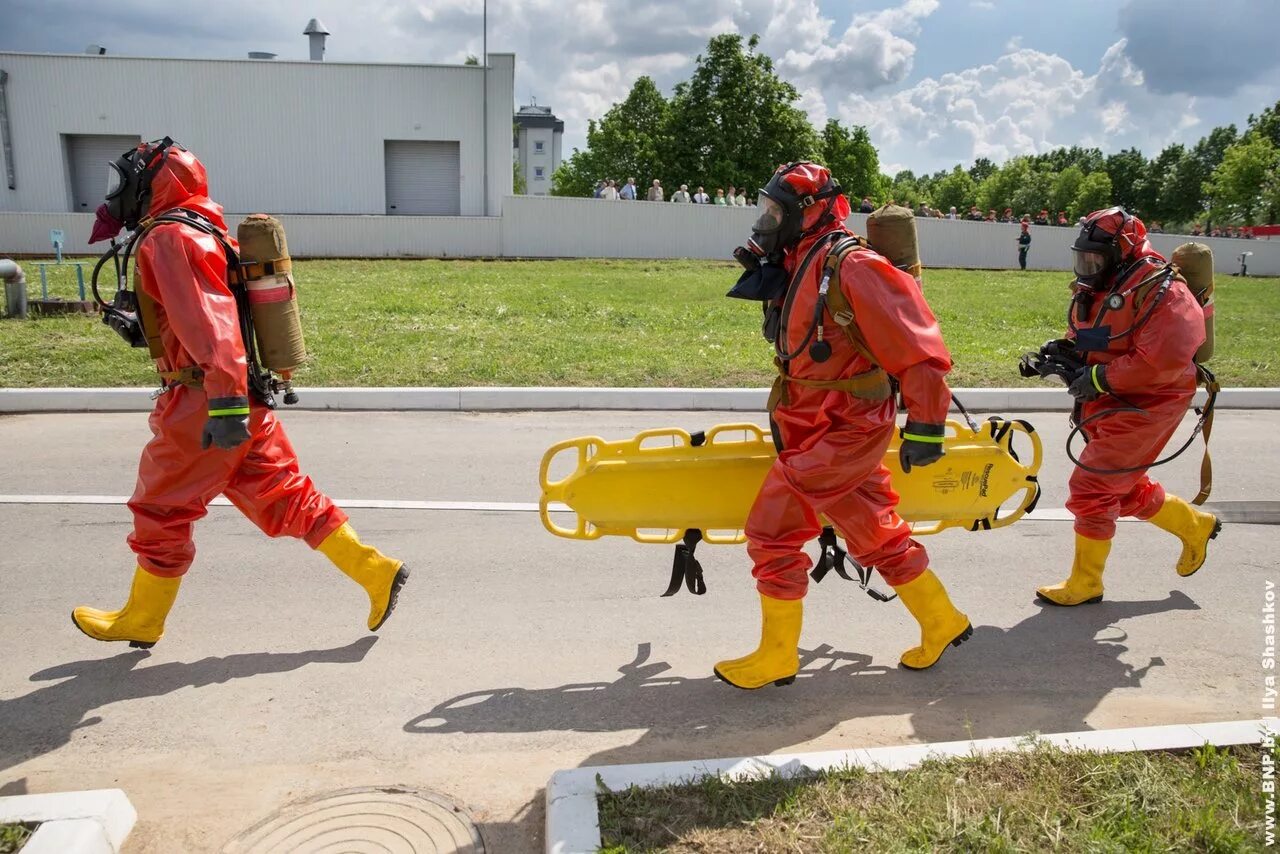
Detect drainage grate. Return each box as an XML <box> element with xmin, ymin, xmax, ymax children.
<box><xmin>224</xmin><ymin>785</ymin><xmax>484</xmax><ymax>853</ymax></box>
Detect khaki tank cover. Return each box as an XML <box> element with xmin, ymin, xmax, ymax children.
<box><xmin>1173</xmin><ymin>242</ymin><xmax>1214</xmax><ymax>363</ymax></box>
<box><xmin>237</xmin><ymin>214</ymin><xmax>307</xmax><ymax>374</ymax></box>
<box><xmin>866</xmin><ymin>204</ymin><xmax>922</xmax><ymax>279</ymax></box>
<box><xmin>237</xmin><ymin>213</ymin><xmax>290</xmax><ymax>266</ymax></box>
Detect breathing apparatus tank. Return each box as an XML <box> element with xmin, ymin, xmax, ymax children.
<box><xmin>1171</xmin><ymin>242</ymin><xmax>1214</xmax><ymax>363</ymax></box>
<box><xmin>866</xmin><ymin>204</ymin><xmax>922</xmax><ymax>283</ymax></box>
<box><xmin>237</xmin><ymin>214</ymin><xmax>306</xmax><ymax>403</ymax></box>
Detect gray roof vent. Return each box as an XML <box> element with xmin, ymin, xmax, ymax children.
<box><xmin>248</xmin><ymin>51</ymin><xmax>277</xmax><ymax>60</ymax></box>
<box><xmin>304</xmin><ymin>18</ymin><xmax>330</xmax><ymax>61</ymax></box>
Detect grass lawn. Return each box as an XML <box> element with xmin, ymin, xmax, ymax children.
<box><xmin>598</xmin><ymin>743</ymin><xmax>1269</xmax><ymax>853</ymax></box>
<box><xmin>1</xmin><ymin>260</ymin><xmax>1276</xmax><ymax>388</ymax></box>
<box><xmin>0</xmin><ymin>824</ymin><xmax>33</xmax><ymax>854</ymax></box>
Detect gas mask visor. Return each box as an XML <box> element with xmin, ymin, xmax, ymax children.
<box><xmin>748</xmin><ymin>196</ymin><xmax>788</xmax><ymax>255</ymax></box>
<box><xmin>1071</xmin><ymin>247</ymin><xmax>1111</xmax><ymax>280</ymax></box>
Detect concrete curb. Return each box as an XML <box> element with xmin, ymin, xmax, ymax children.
<box><xmin>0</xmin><ymin>789</ymin><xmax>137</xmax><ymax>854</ymax></box>
<box><xmin>545</xmin><ymin>718</ymin><xmax>1275</xmax><ymax>853</ymax></box>
<box><xmin>2</xmin><ymin>386</ymin><xmax>1278</xmax><ymax>413</ymax></box>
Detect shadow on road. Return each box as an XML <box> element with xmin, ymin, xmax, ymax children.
<box><xmin>426</xmin><ymin>589</ymin><xmax>1200</xmax><ymax>852</ymax></box>
<box><xmin>407</xmin><ymin>590</ymin><xmax>1199</xmax><ymax>765</ymax></box>
<box><xmin>0</xmin><ymin>636</ymin><xmax>378</xmax><ymax>776</ymax></box>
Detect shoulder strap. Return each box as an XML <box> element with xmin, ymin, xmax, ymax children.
<box><xmin>1192</xmin><ymin>363</ymin><xmax>1219</xmax><ymax>506</ymax></box>
<box><xmin>821</xmin><ymin>235</ymin><xmax>877</xmax><ymax>364</ymax></box>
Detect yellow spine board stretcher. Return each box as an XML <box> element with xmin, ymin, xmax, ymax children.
<box><xmin>539</xmin><ymin>418</ymin><xmax>1043</xmax><ymax>597</ymax></box>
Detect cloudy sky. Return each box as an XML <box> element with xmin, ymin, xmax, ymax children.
<box><xmin>3</xmin><ymin>0</ymin><xmax>1277</xmax><ymax>174</ymax></box>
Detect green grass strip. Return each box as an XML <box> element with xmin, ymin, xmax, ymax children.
<box><xmin>2</xmin><ymin>260</ymin><xmax>1276</xmax><ymax>389</ymax></box>
<box><xmin>599</xmin><ymin>742</ymin><xmax>1271</xmax><ymax>853</ymax></box>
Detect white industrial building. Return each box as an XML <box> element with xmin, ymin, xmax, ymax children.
<box><xmin>513</xmin><ymin>102</ymin><xmax>563</xmax><ymax>196</ymax></box>
<box><xmin>0</xmin><ymin>44</ymin><xmax>514</xmax><ymax>218</ymax></box>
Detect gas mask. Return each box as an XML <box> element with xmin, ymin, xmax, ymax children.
<box><xmin>97</xmin><ymin>137</ymin><xmax>181</xmax><ymax>237</ymax></box>
<box><xmin>727</xmin><ymin>163</ymin><xmax>842</xmax><ymax>302</ymax></box>
<box><xmin>1070</xmin><ymin>207</ymin><xmax>1130</xmax><ymax>289</ymax></box>
<box><xmin>726</xmin><ymin>243</ymin><xmax>788</xmax><ymax>301</ymax></box>
<box><xmin>748</xmin><ymin>165</ymin><xmax>842</xmax><ymax>255</ymax></box>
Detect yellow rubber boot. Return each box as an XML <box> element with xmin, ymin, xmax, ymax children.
<box><xmin>71</xmin><ymin>566</ymin><xmax>181</xmax><ymax>649</ymax></box>
<box><xmin>1147</xmin><ymin>495</ymin><xmax>1222</xmax><ymax>577</ymax></box>
<box><xmin>317</xmin><ymin>523</ymin><xmax>409</xmax><ymax>631</ymax></box>
<box><xmin>892</xmin><ymin>570</ymin><xmax>972</xmax><ymax>670</ymax></box>
<box><xmin>1037</xmin><ymin>534</ymin><xmax>1111</xmax><ymax>606</ymax></box>
<box><xmin>713</xmin><ymin>593</ymin><xmax>802</xmax><ymax>689</ymax></box>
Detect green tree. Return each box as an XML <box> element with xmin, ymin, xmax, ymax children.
<box><xmin>1050</xmin><ymin>165</ymin><xmax>1086</xmax><ymax>217</ymax></box>
<box><xmin>665</xmin><ymin>33</ymin><xmax>820</xmax><ymax>193</ymax></box>
<box><xmin>1146</xmin><ymin>143</ymin><xmax>1187</xmax><ymax>222</ymax></box>
<box><xmin>1105</xmin><ymin>148</ymin><xmax>1151</xmax><ymax>215</ymax></box>
<box><xmin>820</xmin><ymin>120</ymin><xmax>883</xmax><ymax>202</ymax></box>
<box><xmin>1072</xmin><ymin>171</ymin><xmax>1113</xmax><ymax>218</ymax></box>
<box><xmin>1033</xmin><ymin>145</ymin><xmax>1105</xmax><ymax>176</ymax></box>
<box><xmin>1206</xmin><ymin>136</ymin><xmax>1280</xmax><ymax>224</ymax></box>
<box><xmin>550</xmin><ymin>75</ymin><xmax>671</xmax><ymax>196</ymax></box>
<box><xmin>977</xmin><ymin>157</ymin><xmax>1053</xmax><ymax>217</ymax></box>
<box><xmin>889</xmin><ymin>170</ymin><xmax>924</xmax><ymax>207</ymax></box>
<box><xmin>512</xmin><ymin>159</ymin><xmax>526</xmax><ymax>195</ymax></box>
<box><xmin>933</xmin><ymin>165</ymin><xmax>976</xmax><ymax>213</ymax></box>
<box><xmin>1244</xmin><ymin>100</ymin><xmax>1280</xmax><ymax>148</ymax></box>
<box><xmin>464</xmin><ymin>55</ymin><xmax>479</xmax><ymax>65</ymax></box>
<box><xmin>968</xmin><ymin>157</ymin><xmax>997</xmax><ymax>183</ymax></box>
<box><xmin>1189</xmin><ymin>125</ymin><xmax>1239</xmax><ymax>223</ymax></box>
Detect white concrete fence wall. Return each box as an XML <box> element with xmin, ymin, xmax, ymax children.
<box><xmin>2</xmin><ymin>197</ymin><xmax>1277</xmax><ymax>275</ymax></box>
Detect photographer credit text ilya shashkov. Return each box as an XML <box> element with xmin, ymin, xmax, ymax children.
<box><xmin>1264</xmin><ymin>580</ymin><xmax>1277</xmax><ymax>846</ymax></box>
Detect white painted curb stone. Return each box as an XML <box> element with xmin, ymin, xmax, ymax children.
<box><xmin>545</xmin><ymin>718</ymin><xmax>1277</xmax><ymax>854</ymax></box>
<box><xmin>0</xmin><ymin>788</ymin><xmax>137</xmax><ymax>854</ymax></box>
<box><xmin>1</xmin><ymin>385</ymin><xmax>1276</xmax><ymax>413</ymax></box>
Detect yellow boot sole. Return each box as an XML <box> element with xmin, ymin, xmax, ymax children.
<box><xmin>899</xmin><ymin>622</ymin><xmax>973</xmax><ymax>671</ymax></box>
<box><xmin>1178</xmin><ymin>517</ymin><xmax>1222</xmax><ymax>578</ymax></box>
<box><xmin>369</xmin><ymin>565</ymin><xmax>410</xmax><ymax>631</ymax></box>
<box><xmin>70</xmin><ymin>610</ymin><xmax>159</xmax><ymax>649</ymax></box>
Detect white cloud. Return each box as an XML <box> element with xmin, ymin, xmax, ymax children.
<box><xmin>4</xmin><ymin>0</ymin><xmax>1277</xmax><ymax>176</ymax></box>
<box><xmin>836</xmin><ymin>39</ymin><xmax>1236</xmax><ymax>172</ymax></box>
<box><xmin>773</xmin><ymin>0</ymin><xmax>938</xmax><ymax>94</ymax></box>
<box><xmin>970</xmin><ymin>0</ymin><xmax>995</xmax><ymax>9</ymax></box>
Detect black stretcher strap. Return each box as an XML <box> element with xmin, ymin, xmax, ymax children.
<box><xmin>810</xmin><ymin>526</ymin><xmax>897</xmax><ymax>602</ymax></box>
<box><xmin>662</xmin><ymin>528</ymin><xmax>706</xmax><ymax>597</ymax></box>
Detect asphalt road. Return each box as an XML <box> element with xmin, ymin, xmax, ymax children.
<box><xmin>1</xmin><ymin>408</ymin><xmax>1276</xmax><ymax>853</ymax></box>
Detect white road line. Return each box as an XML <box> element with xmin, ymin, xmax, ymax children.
<box><xmin>0</xmin><ymin>493</ymin><xmax>1081</xmax><ymax>521</ymax></box>
<box><xmin>0</xmin><ymin>494</ymin><xmax>555</xmax><ymax>512</ymax></box>
<box><xmin>6</xmin><ymin>495</ymin><xmax>1272</xmax><ymax>524</ymax></box>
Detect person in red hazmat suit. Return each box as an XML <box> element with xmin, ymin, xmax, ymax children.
<box><xmin>1032</xmin><ymin>208</ymin><xmax>1220</xmax><ymax>606</ymax></box>
<box><xmin>715</xmin><ymin>162</ymin><xmax>971</xmax><ymax>689</ymax></box>
<box><xmin>73</xmin><ymin>138</ymin><xmax>408</xmax><ymax>647</ymax></box>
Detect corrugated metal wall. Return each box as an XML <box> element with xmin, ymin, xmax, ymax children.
<box><xmin>2</xmin><ymin>201</ymin><xmax>1277</xmax><ymax>275</ymax></box>
<box><xmin>0</xmin><ymin>52</ymin><xmax>513</xmax><ymax>217</ymax></box>
<box><xmin>64</xmin><ymin>134</ymin><xmax>140</xmax><ymax>212</ymax></box>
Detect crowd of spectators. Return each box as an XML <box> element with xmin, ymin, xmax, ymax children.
<box><xmin>591</xmin><ymin>180</ymin><xmax>1262</xmax><ymax>238</ymax></box>
<box><xmin>1188</xmin><ymin>223</ymin><xmax>1258</xmax><ymax>239</ymax></box>
<box><xmin>593</xmin><ymin>178</ymin><xmax>756</xmax><ymax>207</ymax></box>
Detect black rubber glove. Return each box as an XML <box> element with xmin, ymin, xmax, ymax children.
<box><xmin>201</xmin><ymin>415</ymin><xmax>251</xmax><ymax>450</ymax></box>
<box><xmin>201</xmin><ymin>396</ymin><xmax>252</xmax><ymax>450</ymax></box>
<box><xmin>899</xmin><ymin>421</ymin><xmax>946</xmax><ymax>474</ymax></box>
<box><xmin>1067</xmin><ymin>365</ymin><xmax>1108</xmax><ymax>402</ymax></box>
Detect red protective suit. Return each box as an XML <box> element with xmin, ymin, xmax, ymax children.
<box><xmin>1065</xmin><ymin>248</ymin><xmax>1205</xmax><ymax>541</ymax></box>
<box><xmin>126</xmin><ymin>149</ymin><xmax>346</xmax><ymax>577</ymax></box>
<box><xmin>748</xmin><ymin>202</ymin><xmax>953</xmax><ymax>601</ymax></box>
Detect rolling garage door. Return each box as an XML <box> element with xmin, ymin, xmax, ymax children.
<box><xmin>384</xmin><ymin>140</ymin><xmax>461</xmax><ymax>215</ymax></box>
<box><xmin>66</xmin><ymin>134</ymin><xmax>140</xmax><ymax>212</ymax></box>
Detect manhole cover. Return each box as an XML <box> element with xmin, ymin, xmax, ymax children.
<box><xmin>224</xmin><ymin>786</ymin><xmax>485</xmax><ymax>853</ymax></box>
